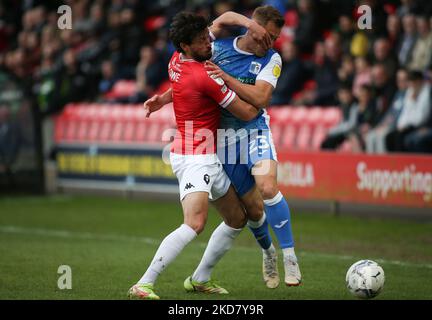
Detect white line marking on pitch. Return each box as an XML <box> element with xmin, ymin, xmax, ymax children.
<box><xmin>1</xmin><ymin>225</ymin><xmax>431</xmax><ymax>270</ymax></box>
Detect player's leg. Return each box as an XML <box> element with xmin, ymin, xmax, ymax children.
<box><xmin>186</xmin><ymin>166</ymin><xmax>246</xmax><ymax>294</ymax></box>
<box><xmin>222</xmin><ymin>138</ymin><xmax>274</xmax><ymax>253</ymax></box>
<box><xmin>186</xmin><ymin>185</ymin><xmax>246</xmax><ymax>294</ymax></box>
<box><xmin>253</xmin><ymin>158</ymin><xmax>301</xmax><ymax>286</ymax></box>
<box><xmin>248</xmin><ymin>127</ymin><xmax>301</xmax><ymax>286</ymax></box>
<box><xmin>240</xmin><ymin>184</ymin><xmax>280</xmax><ymax>288</ymax></box>
<box><xmin>129</xmin><ymin>153</ymin><xmax>212</xmax><ymax>299</ymax></box>
<box><xmin>129</xmin><ymin>191</ymin><xmax>208</xmax><ymax>299</ymax></box>
<box><xmin>218</xmin><ymin>135</ymin><xmax>277</xmax><ymax>288</ymax></box>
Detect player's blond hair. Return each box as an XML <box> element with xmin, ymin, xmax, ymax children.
<box><xmin>252</xmin><ymin>5</ymin><xmax>285</xmax><ymax>28</ymax></box>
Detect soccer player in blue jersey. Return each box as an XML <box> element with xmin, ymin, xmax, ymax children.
<box><xmin>144</xmin><ymin>6</ymin><xmax>301</xmax><ymax>289</ymax></box>
<box><xmin>207</xmin><ymin>5</ymin><xmax>301</xmax><ymax>287</ymax></box>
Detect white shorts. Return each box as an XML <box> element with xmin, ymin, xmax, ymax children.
<box><xmin>170</xmin><ymin>152</ymin><xmax>231</xmax><ymax>201</ymax></box>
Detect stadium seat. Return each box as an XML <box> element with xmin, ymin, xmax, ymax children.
<box><xmin>104</xmin><ymin>80</ymin><xmax>137</xmax><ymax>100</ymax></box>
<box><xmin>296</xmin><ymin>124</ymin><xmax>312</xmax><ymax>150</ymax></box>
<box><xmin>311</xmin><ymin>124</ymin><xmax>327</xmax><ymax>150</ymax></box>
<box><xmin>339</xmin><ymin>140</ymin><xmax>353</xmax><ymax>153</ymax></box>
<box><xmin>284</xmin><ymin>10</ymin><xmax>298</xmax><ymax>27</ymax></box>
<box><xmin>290</xmin><ymin>106</ymin><xmax>308</xmax><ymax>126</ymax></box>
<box><xmin>63</xmin><ymin>105</ymin><xmax>82</xmax><ymax>142</ymax></box>
<box><xmin>269</xmin><ymin>123</ymin><xmax>282</xmax><ymax>148</ymax></box>
<box><xmin>306</xmin><ymin>107</ymin><xmax>324</xmax><ymax>126</ymax></box>
<box><xmin>322</xmin><ymin>107</ymin><xmax>342</xmax><ymax>128</ymax></box>
<box><xmin>154</xmin><ymin>80</ymin><xmax>171</xmax><ymax>96</ymax></box>
<box><xmin>267</xmin><ymin>106</ymin><xmax>292</xmax><ymax>124</ymax></box>
<box><xmin>280</xmin><ymin>125</ymin><xmax>297</xmax><ymax>149</ymax></box>
<box><xmin>144</xmin><ymin>15</ymin><xmax>166</xmax><ymax>32</ymax></box>
<box><xmin>136</xmin><ymin>106</ymin><xmax>151</xmax><ymax>143</ymax></box>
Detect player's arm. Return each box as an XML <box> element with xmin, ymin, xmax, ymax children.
<box><xmin>209</xmin><ymin>11</ymin><xmax>271</xmax><ymax>49</ymax></box>
<box><xmin>205</xmin><ymin>60</ymin><xmax>277</xmax><ymax>109</ymax></box>
<box><xmin>143</xmin><ymin>87</ymin><xmax>172</xmax><ymax>117</ymax></box>
<box><xmin>225</xmin><ymin>95</ymin><xmax>260</xmax><ymax>122</ymax></box>
<box><xmin>201</xmin><ymin>71</ymin><xmax>259</xmax><ymax>121</ymax></box>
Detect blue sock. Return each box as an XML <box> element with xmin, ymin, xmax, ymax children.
<box><xmin>247</xmin><ymin>213</ymin><xmax>272</xmax><ymax>250</ymax></box>
<box><xmin>264</xmin><ymin>192</ymin><xmax>294</xmax><ymax>248</ymax></box>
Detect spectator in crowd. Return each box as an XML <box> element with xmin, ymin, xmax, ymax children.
<box><xmin>271</xmin><ymin>41</ymin><xmax>305</xmax><ymax>105</ymax></box>
<box><xmin>372</xmin><ymin>38</ymin><xmax>398</xmax><ymax>78</ymax></box>
<box><xmin>337</xmin><ymin>54</ymin><xmax>355</xmax><ymax>86</ymax></box>
<box><xmin>295</xmin><ymin>36</ymin><xmax>342</xmax><ymax>106</ymax></box>
<box><xmin>365</xmin><ymin>68</ymin><xmax>409</xmax><ymax>153</ymax></box>
<box><xmin>135</xmin><ymin>46</ymin><xmax>166</xmax><ymax>100</ymax></box>
<box><xmin>407</xmin><ymin>15</ymin><xmax>432</xmax><ymax>71</ymax></box>
<box><xmin>321</xmin><ymin>83</ymin><xmax>357</xmax><ymax>150</ymax></box>
<box><xmin>115</xmin><ymin>46</ymin><xmax>166</xmax><ymax>104</ymax></box>
<box><xmin>386</xmin><ymin>70</ymin><xmax>432</xmax><ymax>152</ymax></box>
<box><xmin>403</xmin><ymin>120</ymin><xmax>432</xmax><ymax>153</ymax></box>
<box><xmin>386</xmin><ymin>14</ymin><xmax>402</xmax><ymax>52</ymax></box>
<box><xmin>346</xmin><ymin>84</ymin><xmax>379</xmax><ymax>152</ymax></box>
<box><xmin>336</xmin><ymin>15</ymin><xmax>355</xmax><ymax>55</ymax></box>
<box><xmin>350</xmin><ymin>29</ymin><xmax>370</xmax><ymax>58</ymax></box>
<box><xmin>352</xmin><ymin>56</ymin><xmax>372</xmax><ymax>98</ymax></box>
<box><xmin>46</xmin><ymin>49</ymin><xmax>93</xmax><ymax>115</ymax></box>
<box><xmin>398</xmin><ymin>14</ymin><xmax>417</xmax><ymax>67</ymax></box>
<box><xmin>397</xmin><ymin>0</ymin><xmax>420</xmax><ymax>18</ymax></box>
<box><xmin>371</xmin><ymin>63</ymin><xmax>397</xmax><ymax>123</ymax></box>
<box><xmin>117</xmin><ymin>7</ymin><xmax>144</xmax><ymax>78</ymax></box>
<box><xmin>98</xmin><ymin>59</ymin><xmax>119</xmax><ymax>96</ymax></box>
<box><xmin>294</xmin><ymin>0</ymin><xmax>318</xmax><ymax>54</ymax></box>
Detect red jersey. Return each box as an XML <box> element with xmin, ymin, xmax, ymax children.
<box><xmin>168</xmin><ymin>51</ymin><xmax>236</xmax><ymax>154</ymax></box>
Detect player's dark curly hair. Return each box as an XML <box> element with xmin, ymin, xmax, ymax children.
<box><xmin>169</xmin><ymin>12</ymin><xmax>209</xmax><ymax>53</ymax></box>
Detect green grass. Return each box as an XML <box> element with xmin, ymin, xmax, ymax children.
<box><xmin>0</xmin><ymin>195</ymin><xmax>431</xmax><ymax>300</ymax></box>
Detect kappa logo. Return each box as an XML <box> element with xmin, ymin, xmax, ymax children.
<box><xmin>203</xmin><ymin>174</ymin><xmax>210</xmax><ymax>185</ymax></box>
<box><xmin>184</xmin><ymin>183</ymin><xmax>195</xmax><ymax>190</ymax></box>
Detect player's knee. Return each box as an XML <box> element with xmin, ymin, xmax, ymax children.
<box><xmin>185</xmin><ymin>213</ymin><xmax>207</xmax><ymax>234</ymax></box>
<box><xmin>190</xmin><ymin>220</ymin><xmax>206</xmax><ymax>234</ymax></box>
<box><xmin>258</xmin><ymin>182</ymin><xmax>279</xmax><ymax>200</ymax></box>
<box><xmin>225</xmin><ymin>214</ymin><xmax>247</xmax><ymax>229</ymax></box>
<box><xmin>244</xmin><ymin>200</ymin><xmax>264</xmax><ymax>221</ymax></box>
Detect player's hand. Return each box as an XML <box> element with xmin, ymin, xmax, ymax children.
<box><xmin>248</xmin><ymin>20</ymin><xmax>272</xmax><ymax>50</ymax></box>
<box><xmin>205</xmin><ymin>61</ymin><xmax>230</xmax><ymax>82</ymax></box>
<box><xmin>143</xmin><ymin>95</ymin><xmax>164</xmax><ymax>118</ymax></box>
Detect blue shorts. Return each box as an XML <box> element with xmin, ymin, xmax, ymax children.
<box><xmin>218</xmin><ymin>127</ymin><xmax>278</xmax><ymax>197</ymax></box>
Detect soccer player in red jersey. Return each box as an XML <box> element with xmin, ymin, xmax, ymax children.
<box><xmin>128</xmin><ymin>12</ymin><xmax>260</xmax><ymax>300</ymax></box>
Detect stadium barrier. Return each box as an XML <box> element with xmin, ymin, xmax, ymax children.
<box><xmin>53</xmin><ymin>103</ymin><xmax>432</xmax><ymax>208</ymax></box>
<box><xmin>277</xmin><ymin>151</ymin><xmax>432</xmax><ymax>208</ymax></box>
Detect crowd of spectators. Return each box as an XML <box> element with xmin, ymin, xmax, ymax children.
<box><xmin>0</xmin><ymin>0</ymin><xmax>431</xmax><ymax>153</ymax></box>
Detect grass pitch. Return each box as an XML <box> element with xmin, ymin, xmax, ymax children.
<box><xmin>0</xmin><ymin>195</ymin><xmax>431</xmax><ymax>300</ymax></box>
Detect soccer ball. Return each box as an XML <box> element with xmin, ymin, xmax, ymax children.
<box><xmin>346</xmin><ymin>260</ymin><xmax>385</xmax><ymax>299</ymax></box>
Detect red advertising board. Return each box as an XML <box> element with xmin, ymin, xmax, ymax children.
<box><xmin>277</xmin><ymin>151</ymin><xmax>432</xmax><ymax>208</ymax></box>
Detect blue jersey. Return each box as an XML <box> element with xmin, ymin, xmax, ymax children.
<box><xmin>211</xmin><ymin>36</ymin><xmax>282</xmax><ymax>132</ymax></box>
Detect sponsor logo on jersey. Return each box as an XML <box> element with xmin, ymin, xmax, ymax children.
<box><xmin>236</xmin><ymin>76</ymin><xmax>255</xmax><ymax>85</ymax></box>
<box><xmin>203</xmin><ymin>174</ymin><xmax>210</xmax><ymax>185</ymax></box>
<box><xmin>272</xmin><ymin>64</ymin><xmax>281</xmax><ymax>78</ymax></box>
<box><xmin>221</xmin><ymin>85</ymin><xmax>227</xmax><ymax>94</ymax></box>
<box><xmin>209</xmin><ymin>74</ymin><xmax>225</xmax><ymax>86</ymax></box>
<box><xmin>218</xmin><ymin>59</ymin><xmax>231</xmax><ymax>66</ymax></box>
<box><xmin>249</xmin><ymin>61</ymin><xmax>262</xmax><ymax>75</ymax></box>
